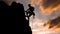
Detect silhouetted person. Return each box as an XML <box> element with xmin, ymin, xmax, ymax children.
<box><xmin>26</xmin><ymin>4</ymin><xmax>35</xmax><ymax>20</ymax></box>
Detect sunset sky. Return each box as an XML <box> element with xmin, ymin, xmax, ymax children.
<box><xmin>15</xmin><ymin>0</ymin><xmax>60</xmax><ymax>34</ymax></box>
<box><xmin>3</xmin><ymin>0</ymin><xmax>60</xmax><ymax>34</ymax></box>
<box><xmin>17</xmin><ymin>0</ymin><xmax>60</xmax><ymax>20</ymax></box>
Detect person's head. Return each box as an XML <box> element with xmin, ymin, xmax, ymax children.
<box><xmin>28</xmin><ymin>4</ymin><xmax>31</xmax><ymax>7</ymax></box>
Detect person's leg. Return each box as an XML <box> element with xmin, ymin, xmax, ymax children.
<box><xmin>29</xmin><ymin>13</ymin><xmax>32</xmax><ymax>17</ymax></box>
<box><xmin>33</xmin><ymin>12</ymin><xmax>35</xmax><ymax>16</ymax></box>
<box><xmin>32</xmin><ymin>12</ymin><xmax>35</xmax><ymax>19</ymax></box>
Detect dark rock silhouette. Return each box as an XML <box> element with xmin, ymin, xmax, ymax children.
<box><xmin>49</xmin><ymin>17</ymin><xmax>60</xmax><ymax>28</ymax></box>
<box><xmin>24</xmin><ymin>19</ymin><xmax>32</xmax><ymax>34</ymax></box>
<box><xmin>0</xmin><ymin>1</ymin><xmax>32</xmax><ymax>34</ymax></box>
<box><xmin>0</xmin><ymin>1</ymin><xmax>8</xmax><ymax>16</ymax></box>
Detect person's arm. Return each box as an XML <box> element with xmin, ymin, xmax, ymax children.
<box><xmin>26</xmin><ymin>8</ymin><xmax>30</xmax><ymax>12</ymax></box>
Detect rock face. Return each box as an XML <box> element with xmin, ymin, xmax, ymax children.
<box><xmin>0</xmin><ymin>1</ymin><xmax>32</xmax><ymax>34</ymax></box>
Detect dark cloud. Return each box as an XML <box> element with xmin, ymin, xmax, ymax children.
<box><xmin>42</xmin><ymin>0</ymin><xmax>60</xmax><ymax>9</ymax></box>
<box><xmin>49</xmin><ymin>17</ymin><xmax>60</xmax><ymax>28</ymax></box>
<box><xmin>30</xmin><ymin>0</ymin><xmax>60</xmax><ymax>15</ymax></box>
<box><xmin>39</xmin><ymin>0</ymin><xmax>60</xmax><ymax>15</ymax></box>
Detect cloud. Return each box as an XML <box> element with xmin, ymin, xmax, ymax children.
<box><xmin>30</xmin><ymin>0</ymin><xmax>60</xmax><ymax>15</ymax></box>
<box><xmin>44</xmin><ymin>17</ymin><xmax>60</xmax><ymax>29</ymax></box>
<box><xmin>41</xmin><ymin>0</ymin><xmax>60</xmax><ymax>9</ymax></box>
<box><xmin>49</xmin><ymin>17</ymin><xmax>60</xmax><ymax>28</ymax></box>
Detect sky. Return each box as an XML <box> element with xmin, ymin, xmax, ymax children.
<box><xmin>2</xmin><ymin>0</ymin><xmax>60</xmax><ymax>21</ymax></box>
<box><xmin>2</xmin><ymin>0</ymin><xmax>60</xmax><ymax>34</ymax></box>
<box><xmin>16</xmin><ymin>0</ymin><xmax>60</xmax><ymax>20</ymax></box>
<box><xmin>18</xmin><ymin>0</ymin><xmax>60</xmax><ymax>34</ymax></box>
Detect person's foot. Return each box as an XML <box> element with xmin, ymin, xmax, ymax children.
<box><xmin>33</xmin><ymin>16</ymin><xmax>35</xmax><ymax>19</ymax></box>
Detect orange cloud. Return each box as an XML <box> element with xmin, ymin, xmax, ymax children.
<box><xmin>30</xmin><ymin>0</ymin><xmax>60</xmax><ymax>15</ymax></box>
<box><xmin>44</xmin><ymin>17</ymin><xmax>60</xmax><ymax>29</ymax></box>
